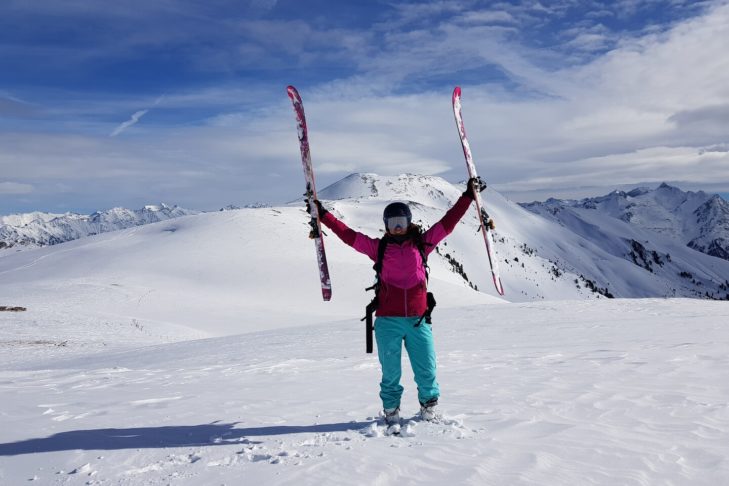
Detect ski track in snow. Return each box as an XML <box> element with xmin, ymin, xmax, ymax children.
<box><xmin>1</xmin><ymin>300</ymin><xmax>729</xmax><ymax>485</ymax></box>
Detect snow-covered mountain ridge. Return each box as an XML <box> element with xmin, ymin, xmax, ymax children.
<box><xmin>0</xmin><ymin>204</ymin><xmax>199</xmax><ymax>251</ymax></box>
<box><xmin>521</xmin><ymin>183</ymin><xmax>729</xmax><ymax>298</ymax></box>
<box><xmin>522</xmin><ymin>183</ymin><xmax>729</xmax><ymax>261</ymax></box>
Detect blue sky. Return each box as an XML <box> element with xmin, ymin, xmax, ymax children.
<box><xmin>1</xmin><ymin>0</ymin><xmax>729</xmax><ymax>213</ymax></box>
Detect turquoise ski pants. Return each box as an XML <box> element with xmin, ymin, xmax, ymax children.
<box><xmin>375</xmin><ymin>316</ymin><xmax>440</xmax><ymax>410</ymax></box>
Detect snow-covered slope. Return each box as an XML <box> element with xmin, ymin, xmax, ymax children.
<box><xmin>0</xmin><ymin>204</ymin><xmax>199</xmax><ymax>251</ymax></box>
<box><xmin>0</xmin><ymin>199</ymin><xmax>498</xmax><ymax>344</ymax></box>
<box><xmin>2</xmin><ymin>299</ymin><xmax>728</xmax><ymax>485</ymax></box>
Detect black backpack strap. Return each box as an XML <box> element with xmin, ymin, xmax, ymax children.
<box><xmin>363</xmin><ymin>298</ymin><xmax>378</xmax><ymax>353</ymax></box>
<box><xmin>373</xmin><ymin>235</ymin><xmax>390</xmax><ymax>275</ymax></box>
<box><xmin>412</xmin><ymin>232</ymin><xmax>435</xmax><ymax>327</ymax></box>
<box><xmin>362</xmin><ymin>235</ymin><xmax>391</xmax><ymax>353</ymax></box>
<box><xmin>410</xmin><ymin>231</ymin><xmax>433</xmax><ymax>282</ymax></box>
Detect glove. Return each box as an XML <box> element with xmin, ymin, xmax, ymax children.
<box><xmin>305</xmin><ymin>198</ymin><xmax>328</xmax><ymax>216</ymax></box>
<box><xmin>463</xmin><ymin>176</ymin><xmax>487</xmax><ymax>200</ymax></box>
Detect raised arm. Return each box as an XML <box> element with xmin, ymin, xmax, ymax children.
<box><xmin>316</xmin><ymin>202</ymin><xmax>379</xmax><ymax>261</ymax></box>
<box><xmin>422</xmin><ymin>194</ymin><xmax>472</xmax><ymax>251</ymax></box>
<box><xmin>423</xmin><ymin>177</ymin><xmax>490</xmax><ymax>251</ymax></box>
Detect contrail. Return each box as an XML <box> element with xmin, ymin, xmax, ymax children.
<box><xmin>111</xmin><ymin>109</ymin><xmax>149</xmax><ymax>137</ymax></box>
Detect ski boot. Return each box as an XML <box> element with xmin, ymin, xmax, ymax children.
<box><xmin>419</xmin><ymin>398</ymin><xmax>441</xmax><ymax>422</ymax></box>
<box><xmin>383</xmin><ymin>407</ymin><xmax>401</xmax><ymax>435</ymax></box>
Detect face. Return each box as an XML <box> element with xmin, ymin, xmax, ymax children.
<box><xmin>386</xmin><ymin>216</ymin><xmax>409</xmax><ymax>235</ymax></box>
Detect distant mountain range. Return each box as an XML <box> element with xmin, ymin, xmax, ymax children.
<box><xmin>2</xmin><ymin>176</ymin><xmax>728</xmax><ymax>301</ymax></box>
<box><xmin>1</xmin><ymin>204</ymin><xmax>199</xmax><ymax>250</ymax></box>
<box><xmin>522</xmin><ymin>183</ymin><xmax>729</xmax><ymax>264</ymax></box>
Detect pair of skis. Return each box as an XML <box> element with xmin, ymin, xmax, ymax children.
<box><xmin>286</xmin><ymin>85</ymin><xmax>504</xmax><ymax>300</ymax></box>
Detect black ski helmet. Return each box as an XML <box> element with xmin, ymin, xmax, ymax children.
<box><xmin>383</xmin><ymin>202</ymin><xmax>412</xmax><ymax>227</ymax></box>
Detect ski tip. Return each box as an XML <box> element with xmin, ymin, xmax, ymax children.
<box><xmin>286</xmin><ymin>85</ymin><xmax>299</xmax><ymax>100</ymax></box>
<box><xmin>453</xmin><ymin>86</ymin><xmax>461</xmax><ymax>98</ymax></box>
<box><xmin>322</xmin><ymin>288</ymin><xmax>332</xmax><ymax>301</ymax></box>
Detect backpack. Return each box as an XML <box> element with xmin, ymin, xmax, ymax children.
<box><xmin>361</xmin><ymin>233</ymin><xmax>437</xmax><ymax>353</ymax></box>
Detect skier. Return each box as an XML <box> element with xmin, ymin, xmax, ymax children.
<box><xmin>309</xmin><ymin>177</ymin><xmax>487</xmax><ymax>428</ymax></box>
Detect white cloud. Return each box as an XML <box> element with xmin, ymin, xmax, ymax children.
<box><xmin>0</xmin><ymin>181</ymin><xmax>33</xmax><ymax>195</ymax></box>
<box><xmin>454</xmin><ymin>10</ymin><xmax>518</xmax><ymax>24</ymax></box>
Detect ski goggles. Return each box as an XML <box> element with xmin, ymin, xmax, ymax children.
<box><xmin>385</xmin><ymin>216</ymin><xmax>410</xmax><ymax>231</ymax></box>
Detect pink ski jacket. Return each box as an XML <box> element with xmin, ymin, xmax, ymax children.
<box><xmin>320</xmin><ymin>195</ymin><xmax>472</xmax><ymax>317</ymax></box>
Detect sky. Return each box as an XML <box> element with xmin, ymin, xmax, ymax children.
<box><xmin>1</xmin><ymin>0</ymin><xmax>729</xmax><ymax>214</ymax></box>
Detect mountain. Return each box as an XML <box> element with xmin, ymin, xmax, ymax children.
<box><xmin>521</xmin><ymin>183</ymin><xmax>729</xmax><ymax>299</ymax></box>
<box><xmin>0</xmin><ymin>204</ymin><xmax>199</xmax><ymax>251</ymax></box>
<box><xmin>523</xmin><ymin>183</ymin><xmax>729</xmax><ymax>259</ymax></box>
<box><xmin>689</xmin><ymin>194</ymin><xmax>729</xmax><ymax>260</ymax></box>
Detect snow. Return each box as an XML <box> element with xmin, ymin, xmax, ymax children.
<box><xmin>1</xmin><ymin>174</ymin><xmax>728</xmax><ymax>484</ymax></box>
<box><xmin>2</xmin><ymin>300</ymin><xmax>728</xmax><ymax>484</ymax></box>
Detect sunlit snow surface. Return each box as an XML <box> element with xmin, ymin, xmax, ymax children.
<box><xmin>1</xmin><ymin>300</ymin><xmax>728</xmax><ymax>485</ymax></box>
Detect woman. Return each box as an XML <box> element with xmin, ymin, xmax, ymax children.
<box><xmin>311</xmin><ymin>177</ymin><xmax>485</xmax><ymax>428</ymax></box>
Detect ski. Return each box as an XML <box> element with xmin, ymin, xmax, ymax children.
<box><xmin>287</xmin><ymin>86</ymin><xmax>332</xmax><ymax>301</ymax></box>
<box><xmin>452</xmin><ymin>86</ymin><xmax>505</xmax><ymax>296</ymax></box>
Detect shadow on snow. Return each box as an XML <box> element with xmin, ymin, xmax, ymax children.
<box><xmin>0</xmin><ymin>421</ymin><xmax>373</xmax><ymax>456</ymax></box>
